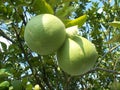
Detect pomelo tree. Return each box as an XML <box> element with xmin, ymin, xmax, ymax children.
<box><xmin>0</xmin><ymin>0</ymin><xmax>120</xmax><ymax>89</ymax></box>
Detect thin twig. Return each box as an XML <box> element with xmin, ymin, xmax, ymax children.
<box><xmin>12</xmin><ymin>24</ymin><xmax>46</xmax><ymax>90</ymax></box>
<box><xmin>64</xmin><ymin>76</ymin><xmax>72</xmax><ymax>90</ymax></box>
<box><xmin>42</xmin><ymin>64</ymin><xmax>54</xmax><ymax>90</ymax></box>
<box><xmin>78</xmin><ymin>67</ymin><xmax>120</xmax><ymax>77</ymax></box>
<box><xmin>0</xmin><ymin>29</ymin><xmax>15</xmax><ymax>43</ymax></box>
<box><xmin>95</xmin><ymin>44</ymin><xmax>120</xmax><ymax>67</ymax></box>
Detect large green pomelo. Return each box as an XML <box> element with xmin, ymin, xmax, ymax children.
<box><xmin>57</xmin><ymin>36</ymin><xmax>98</xmax><ymax>76</ymax></box>
<box><xmin>24</xmin><ymin>14</ymin><xmax>66</xmax><ymax>55</ymax></box>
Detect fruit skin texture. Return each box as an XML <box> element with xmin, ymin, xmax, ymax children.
<box><xmin>24</xmin><ymin>14</ymin><xmax>66</xmax><ymax>55</ymax></box>
<box><xmin>57</xmin><ymin>36</ymin><xmax>98</xmax><ymax>76</ymax></box>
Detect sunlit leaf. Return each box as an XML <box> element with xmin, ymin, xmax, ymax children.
<box><xmin>0</xmin><ymin>81</ymin><xmax>9</xmax><ymax>88</ymax></box>
<box><xmin>105</xmin><ymin>34</ymin><xmax>120</xmax><ymax>44</ymax></box>
<box><xmin>66</xmin><ymin>14</ymin><xmax>87</xmax><ymax>27</ymax></box>
<box><xmin>109</xmin><ymin>21</ymin><xmax>120</xmax><ymax>28</ymax></box>
<box><xmin>56</xmin><ymin>2</ymin><xmax>74</xmax><ymax>19</ymax></box>
<box><xmin>0</xmin><ymin>69</ymin><xmax>11</xmax><ymax>77</ymax></box>
<box><xmin>4</xmin><ymin>20</ymin><xmax>12</xmax><ymax>25</ymax></box>
<box><xmin>32</xmin><ymin>0</ymin><xmax>54</xmax><ymax>14</ymax></box>
<box><xmin>9</xmin><ymin>86</ymin><xmax>14</xmax><ymax>90</ymax></box>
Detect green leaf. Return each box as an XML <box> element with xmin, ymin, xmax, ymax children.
<box><xmin>62</xmin><ymin>0</ymin><xmax>78</xmax><ymax>2</ymax></box>
<box><xmin>26</xmin><ymin>84</ymin><xmax>33</xmax><ymax>90</ymax></box>
<box><xmin>4</xmin><ymin>20</ymin><xmax>12</xmax><ymax>25</ymax></box>
<box><xmin>105</xmin><ymin>34</ymin><xmax>120</xmax><ymax>44</ymax></box>
<box><xmin>109</xmin><ymin>21</ymin><xmax>120</xmax><ymax>28</ymax></box>
<box><xmin>0</xmin><ymin>81</ymin><xmax>9</xmax><ymax>88</ymax></box>
<box><xmin>56</xmin><ymin>2</ymin><xmax>74</xmax><ymax>19</ymax></box>
<box><xmin>32</xmin><ymin>0</ymin><xmax>54</xmax><ymax>14</ymax></box>
<box><xmin>0</xmin><ymin>69</ymin><xmax>11</xmax><ymax>78</ymax></box>
<box><xmin>9</xmin><ymin>86</ymin><xmax>14</xmax><ymax>90</ymax></box>
<box><xmin>22</xmin><ymin>78</ymin><xmax>28</xmax><ymax>87</ymax></box>
<box><xmin>0</xmin><ymin>41</ymin><xmax>7</xmax><ymax>52</ymax></box>
<box><xmin>11</xmin><ymin>80</ymin><xmax>23</xmax><ymax>90</ymax></box>
<box><xmin>66</xmin><ymin>14</ymin><xmax>87</xmax><ymax>27</ymax></box>
<box><xmin>110</xmin><ymin>81</ymin><xmax>120</xmax><ymax>90</ymax></box>
<box><xmin>47</xmin><ymin>0</ymin><xmax>61</xmax><ymax>8</ymax></box>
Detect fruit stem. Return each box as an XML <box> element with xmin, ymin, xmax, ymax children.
<box><xmin>66</xmin><ymin>25</ymin><xmax>79</xmax><ymax>38</ymax></box>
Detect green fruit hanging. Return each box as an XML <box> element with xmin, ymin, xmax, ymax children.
<box><xmin>57</xmin><ymin>35</ymin><xmax>98</xmax><ymax>76</ymax></box>
<box><xmin>24</xmin><ymin>14</ymin><xmax>66</xmax><ymax>55</ymax></box>
<box><xmin>34</xmin><ymin>84</ymin><xmax>41</xmax><ymax>90</ymax></box>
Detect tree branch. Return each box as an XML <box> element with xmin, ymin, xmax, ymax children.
<box><xmin>0</xmin><ymin>29</ymin><xmax>15</xmax><ymax>43</ymax></box>
<box><xmin>78</xmin><ymin>67</ymin><xmax>120</xmax><ymax>77</ymax></box>
<box><xmin>95</xmin><ymin>44</ymin><xmax>120</xmax><ymax>67</ymax></box>
<box><xmin>42</xmin><ymin>66</ymin><xmax>54</xmax><ymax>90</ymax></box>
<box><xmin>12</xmin><ymin>24</ymin><xmax>46</xmax><ymax>90</ymax></box>
<box><xmin>96</xmin><ymin>67</ymin><xmax>120</xmax><ymax>74</ymax></box>
<box><xmin>64</xmin><ymin>76</ymin><xmax>72</xmax><ymax>90</ymax></box>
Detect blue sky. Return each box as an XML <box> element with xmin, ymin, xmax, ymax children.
<box><xmin>86</xmin><ymin>0</ymin><xmax>114</xmax><ymax>9</ymax></box>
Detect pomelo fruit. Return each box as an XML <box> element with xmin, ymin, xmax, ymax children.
<box><xmin>24</xmin><ymin>14</ymin><xmax>66</xmax><ymax>55</ymax></box>
<box><xmin>57</xmin><ymin>36</ymin><xmax>98</xmax><ymax>76</ymax></box>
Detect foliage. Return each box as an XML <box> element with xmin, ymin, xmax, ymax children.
<box><xmin>0</xmin><ymin>0</ymin><xmax>120</xmax><ymax>90</ymax></box>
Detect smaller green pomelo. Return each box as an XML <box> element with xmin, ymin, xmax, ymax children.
<box><xmin>34</xmin><ymin>84</ymin><xmax>41</xmax><ymax>90</ymax></box>
<box><xmin>24</xmin><ymin>14</ymin><xmax>66</xmax><ymax>55</ymax></box>
<box><xmin>57</xmin><ymin>36</ymin><xmax>98</xmax><ymax>76</ymax></box>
